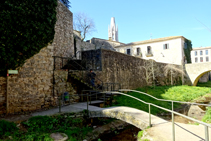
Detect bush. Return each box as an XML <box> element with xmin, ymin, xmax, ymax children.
<box><xmin>0</xmin><ymin>120</ymin><xmax>18</xmax><ymax>136</ymax></box>
<box><xmin>23</xmin><ymin>116</ymin><xmax>57</xmax><ymax>132</ymax></box>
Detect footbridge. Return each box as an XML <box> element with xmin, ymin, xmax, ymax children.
<box><xmin>90</xmin><ymin>90</ymin><xmax>211</xmax><ymax>141</ymax></box>
<box><xmin>32</xmin><ymin>89</ymin><xmax>211</xmax><ymax>141</ymax></box>
<box><xmin>185</xmin><ymin>62</ymin><xmax>211</xmax><ymax>86</ymax></box>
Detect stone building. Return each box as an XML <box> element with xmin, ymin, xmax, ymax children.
<box><xmin>114</xmin><ymin>36</ymin><xmax>188</xmax><ymax>65</ymax></box>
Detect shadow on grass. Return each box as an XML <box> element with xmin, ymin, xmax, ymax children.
<box><xmin>197</xmin><ymin>81</ymin><xmax>211</xmax><ymax>88</ymax></box>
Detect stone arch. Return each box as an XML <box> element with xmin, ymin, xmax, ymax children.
<box><xmin>89</xmin><ymin>107</ymin><xmax>149</xmax><ymax>130</ymax></box>
<box><xmin>185</xmin><ymin>63</ymin><xmax>211</xmax><ymax>86</ymax></box>
<box><xmin>193</xmin><ymin>70</ymin><xmax>211</xmax><ymax>86</ymax></box>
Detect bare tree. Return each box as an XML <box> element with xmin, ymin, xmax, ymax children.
<box><xmin>73</xmin><ymin>12</ymin><xmax>96</xmax><ymax>41</ymax></box>
<box><xmin>140</xmin><ymin>59</ymin><xmax>159</xmax><ymax>87</ymax></box>
<box><xmin>164</xmin><ymin>64</ymin><xmax>186</xmax><ymax>85</ymax></box>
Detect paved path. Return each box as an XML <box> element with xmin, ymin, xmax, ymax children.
<box><xmin>143</xmin><ymin>122</ymin><xmax>211</xmax><ymax>141</ymax></box>
<box><xmin>32</xmin><ymin>101</ymin><xmax>211</xmax><ymax>141</ymax></box>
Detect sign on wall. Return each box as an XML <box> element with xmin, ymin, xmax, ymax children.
<box><xmin>8</xmin><ymin>70</ymin><xmax>18</xmax><ymax>74</ymax></box>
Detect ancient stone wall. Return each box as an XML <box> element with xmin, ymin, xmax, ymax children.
<box><xmin>0</xmin><ymin>1</ymin><xmax>74</xmax><ymax>114</ymax></box>
<box><xmin>90</xmin><ymin>38</ymin><xmax>124</xmax><ymax>51</ymax></box>
<box><xmin>76</xmin><ymin>38</ymin><xmax>95</xmax><ymax>52</ymax></box>
<box><xmin>0</xmin><ymin>77</ymin><xmax>6</xmax><ymax>114</ymax></box>
<box><xmin>93</xmin><ymin>49</ymin><xmax>183</xmax><ymax>89</ymax></box>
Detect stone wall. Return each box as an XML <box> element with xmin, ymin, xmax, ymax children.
<box><xmin>75</xmin><ymin>38</ymin><xmax>95</xmax><ymax>52</ymax></box>
<box><xmin>0</xmin><ymin>77</ymin><xmax>6</xmax><ymax>114</ymax></box>
<box><xmin>92</xmin><ymin>49</ymin><xmax>183</xmax><ymax>89</ymax></box>
<box><xmin>90</xmin><ymin>38</ymin><xmax>125</xmax><ymax>51</ymax></box>
<box><xmin>0</xmin><ymin>0</ymin><xmax>74</xmax><ymax>114</ymax></box>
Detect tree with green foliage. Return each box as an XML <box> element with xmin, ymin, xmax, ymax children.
<box><xmin>60</xmin><ymin>0</ymin><xmax>71</xmax><ymax>8</ymax></box>
<box><xmin>184</xmin><ymin>39</ymin><xmax>192</xmax><ymax>63</ymax></box>
<box><xmin>0</xmin><ymin>0</ymin><xmax>57</xmax><ymax>76</ymax></box>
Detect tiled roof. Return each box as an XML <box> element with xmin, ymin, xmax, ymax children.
<box><xmin>115</xmin><ymin>36</ymin><xmax>185</xmax><ymax>48</ymax></box>
<box><xmin>192</xmin><ymin>46</ymin><xmax>211</xmax><ymax>50</ymax></box>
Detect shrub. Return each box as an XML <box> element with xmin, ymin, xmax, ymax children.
<box><xmin>0</xmin><ymin>120</ymin><xmax>18</xmax><ymax>136</ymax></box>
<box><xmin>23</xmin><ymin>116</ymin><xmax>56</xmax><ymax>132</ymax></box>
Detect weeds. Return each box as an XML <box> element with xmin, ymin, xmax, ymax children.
<box><xmin>0</xmin><ymin>120</ymin><xmax>18</xmax><ymax>137</ymax></box>
<box><xmin>0</xmin><ymin>113</ymin><xmax>93</xmax><ymax>141</ymax></box>
<box><xmin>202</xmin><ymin>107</ymin><xmax>211</xmax><ymax>123</ymax></box>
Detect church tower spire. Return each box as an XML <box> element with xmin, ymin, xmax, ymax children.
<box><xmin>108</xmin><ymin>17</ymin><xmax>119</xmax><ymax>42</ymax></box>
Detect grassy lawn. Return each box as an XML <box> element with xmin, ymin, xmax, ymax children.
<box><xmin>0</xmin><ymin>113</ymin><xmax>93</xmax><ymax>141</ymax></box>
<box><xmin>113</xmin><ymin>85</ymin><xmax>211</xmax><ymax>115</ymax></box>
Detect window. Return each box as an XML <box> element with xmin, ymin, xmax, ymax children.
<box><xmin>184</xmin><ymin>43</ymin><xmax>187</xmax><ymax>49</ymax></box>
<box><xmin>147</xmin><ymin>46</ymin><xmax>152</xmax><ymax>54</ymax></box>
<box><xmin>163</xmin><ymin>43</ymin><xmax>169</xmax><ymax>49</ymax></box>
<box><xmin>195</xmin><ymin>57</ymin><xmax>198</xmax><ymax>63</ymax></box>
<box><xmin>200</xmin><ymin>51</ymin><xmax>203</xmax><ymax>55</ymax></box>
<box><xmin>137</xmin><ymin>48</ymin><xmax>140</xmax><ymax>55</ymax></box>
<box><xmin>206</xmin><ymin>57</ymin><xmax>209</xmax><ymax>62</ymax></box>
<box><xmin>200</xmin><ymin>57</ymin><xmax>203</xmax><ymax>62</ymax></box>
<box><xmin>195</xmin><ymin>51</ymin><xmax>197</xmax><ymax>56</ymax></box>
<box><xmin>127</xmin><ymin>49</ymin><xmax>131</xmax><ymax>55</ymax></box>
<box><xmin>206</xmin><ymin>50</ymin><xmax>208</xmax><ymax>55</ymax></box>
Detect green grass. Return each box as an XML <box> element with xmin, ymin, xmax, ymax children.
<box><xmin>0</xmin><ymin>113</ymin><xmax>93</xmax><ymax>141</ymax></box>
<box><xmin>202</xmin><ymin>107</ymin><xmax>211</xmax><ymax>123</ymax></box>
<box><xmin>113</xmin><ymin>85</ymin><xmax>211</xmax><ymax>115</ymax></box>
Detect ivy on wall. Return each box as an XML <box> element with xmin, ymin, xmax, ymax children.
<box><xmin>0</xmin><ymin>0</ymin><xmax>57</xmax><ymax>76</ymax></box>
<box><xmin>184</xmin><ymin>39</ymin><xmax>192</xmax><ymax>63</ymax></box>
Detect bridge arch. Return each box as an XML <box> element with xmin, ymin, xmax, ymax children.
<box><xmin>192</xmin><ymin>70</ymin><xmax>211</xmax><ymax>86</ymax></box>
<box><xmin>89</xmin><ymin>106</ymin><xmax>149</xmax><ymax>130</ymax></box>
<box><xmin>185</xmin><ymin>63</ymin><xmax>211</xmax><ymax>86</ymax></box>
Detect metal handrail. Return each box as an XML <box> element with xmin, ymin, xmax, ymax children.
<box><xmin>105</xmin><ymin>83</ymin><xmax>121</xmax><ymax>91</ymax></box>
<box><xmin>119</xmin><ymin>89</ymin><xmax>211</xmax><ymax>107</ymax></box>
<box><xmin>101</xmin><ymin>91</ymin><xmax>210</xmax><ymax>141</ymax></box>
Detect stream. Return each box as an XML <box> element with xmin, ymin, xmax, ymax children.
<box><xmin>93</xmin><ymin>124</ymin><xmax>140</xmax><ymax>141</ymax></box>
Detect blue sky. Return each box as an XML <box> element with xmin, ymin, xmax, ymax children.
<box><xmin>70</xmin><ymin>0</ymin><xmax>211</xmax><ymax>48</ymax></box>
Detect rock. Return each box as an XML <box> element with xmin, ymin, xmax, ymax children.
<box><xmin>188</xmin><ymin>105</ymin><xmax>206</xmax><ymax>120</ymax></box>
<box><xmin>50</xmin><ymin>133</ymin><xmax>68</xmax><ymax>141</ymax></box>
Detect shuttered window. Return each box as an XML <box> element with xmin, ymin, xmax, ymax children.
<box><xmin>163</xmin><ymin>44</ymin><xmax>169</xmax><ymax>49</ymax></box>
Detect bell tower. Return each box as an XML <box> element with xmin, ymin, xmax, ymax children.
<box><xmin>108</xmin><ymin>17</ymin><xmax>119</xmax><ymax>42</ymax></box>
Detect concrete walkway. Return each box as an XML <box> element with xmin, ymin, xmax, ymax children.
<box><xmin>143</xmin><ymin>122</ymin><xmax>211</xmax><ymax>141</ymax></box>
<box><xmin>32</xmin><ymin>101</ymin><xmax>211</xmax><ymax>141</ymax></box>
<box><xmin>32</xmin><ymin>100</ymin><xmax>104</xmax><ymax>116</ymax></box>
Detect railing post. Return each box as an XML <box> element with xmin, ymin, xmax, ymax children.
<box><xmin>172</xmin><ymin>101</ymin><xmax>175</xmax><ymax>141</ymax></box>
<box><xmin>62</xmin><ymin>58</ymin><xmax>63</xmax><ymax>68</ymax></box>
<box><xmin>87</xmin><ymin>94</ymin><xmax>89</xmax><ymax>117</ymax></box>
<box><xmin>96</xmin><ymin>92</ymin><xmax>97</xmax><ymax>100</ymax></box>
<box><xmin>104</xmin><ymin>93</ymin><xmax>106</xmax><ymax>107</ymax></box>
<box><xmin>149</xmin><ymin>103</ymin><xmax>151</xmax><ymax>127</ymax></box>
<box><xmin>89</xmin><ymin>91</ymin><xmax>91</xmax><ymax>104</ymax></box>
<box><xmin>205</xmin><ymin>125</ymin><xmax>209</xmax><ymax>141</ymax></box>
<box><xmin>59</xmin><ymin>95</ymin><xmax>61</xmax><ymax>113</ymax></box>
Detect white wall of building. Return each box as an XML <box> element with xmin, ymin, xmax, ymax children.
<box><xmin>191</xmin><ymin>47</ymin><xmax>211</xmax><ymax>63</ymax></box>
<box><xmin>115</xmin><ymin>37</ymin><xmax>185</xmax><ymax>65</ymax></box>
